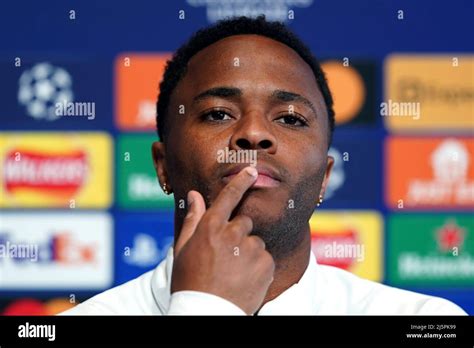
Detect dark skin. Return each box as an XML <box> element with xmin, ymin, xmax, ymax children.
<box><xmin>152</xmin><ymin>34</ymin><xmax>334</xmax><ymax>314</ymax></box>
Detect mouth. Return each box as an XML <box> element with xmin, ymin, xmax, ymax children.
<box><xmin>222</xmin><ymin>164</ymin><xmax>281</xmax><ymax>188</ymax></box>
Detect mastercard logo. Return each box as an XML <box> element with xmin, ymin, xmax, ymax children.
<box><xmin>322</xmin><ymin>61</ymin><xmax>366</xmax><ymax>125</ymax></box>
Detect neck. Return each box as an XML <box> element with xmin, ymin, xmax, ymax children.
<box><xmin>173</xmin><ymin>210</ymin><xmax>312</xmax><ymax>307</ymax></box>
<box><xmin>261</xmin><ymin>228</ymin><xmax>311</xmax><ymax>306</ymax></box>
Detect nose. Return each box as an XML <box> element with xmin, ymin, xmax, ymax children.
<box><xmin>229</xmin><ymin>112</ymin><xmax>277</xmax><ymax>153</ymax></box>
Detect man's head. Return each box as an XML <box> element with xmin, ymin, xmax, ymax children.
<box><xmin>157</xmin><ymin>15</ymin><xmax>335</xmax><ymax>145</ymax></box>
<box><xmin>153</xmin><ymin>16</ymin><xmax>335</xmax><ymax>260</ymax></box>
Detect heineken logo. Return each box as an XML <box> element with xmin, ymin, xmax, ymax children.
<box><xmin>388</xmin><ymin>214</ymin><xmax>474</xmax><ymax>286</ymax></box>
<box><xmin>436</xmin><ymin>219</ymin><xmax>466</xmax><ymax>253</ymax></box>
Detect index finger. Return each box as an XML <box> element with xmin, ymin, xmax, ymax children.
<box><xmin>208</xmin><ymin>166</ymin><xmax>258</xmax><ymax>221</ymax></box>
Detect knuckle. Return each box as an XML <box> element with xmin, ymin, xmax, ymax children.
<box><xmin>248</xmin><ymin>235</ymin><xmax>265</xmax><ymax>250</ymax></box>
<box><xmin>206</xmin><ymin>228</ymin><xmax>222</xmax><ymax>247</ymax></box>
<box><xmin>234</xmin><ymin>215</ymin><xmax>253</xmax><ymax>232</ymax></box>
<box><xmin>262</xmin><ymin>251</ymin><xmax>275</xmax><ymax>269</ymax></box>
<box><xmin>240</xmin><ymin>215</ymin><xmax>253</xmax><ymax>230</ymax></box>
<box><xmin>226</xmin><ymin>223</ymin><xmax>243</xmax><ymax>240</ymax></box>
<box><xmin>204</xmin><ymin>214</ymin><xmax>221</xmax><ymax>230</ymax></box>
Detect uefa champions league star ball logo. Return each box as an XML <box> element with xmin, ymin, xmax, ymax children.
<box><xmin>17</xmin><ymin>62</ymin><xmax>74</xmax><ymax>121</ymax></box>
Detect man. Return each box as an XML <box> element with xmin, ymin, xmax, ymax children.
<box><xmin>62</xmin><ymin>16</ymin><xmax>466</xmax><ymax>315</ymax></box>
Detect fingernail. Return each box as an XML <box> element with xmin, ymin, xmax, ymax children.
<box><xmin>187</xmin><ymin>192</ymin><xmax>194</xmax><ymax>206</ymax></box>
<box><xmin>245</xmin><ymin>167</ymin><xmax>258</xmax><ymax>177</ymax></box>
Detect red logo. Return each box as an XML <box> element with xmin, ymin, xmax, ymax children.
<box><xmin>436</xmin><ymin>220</ymin><xmax>466</xmax><ymax>252</ymax></box>
<box><xmin>311</xmin><ymin>229</ymin><xmax>358</xmax><ymax>269</ymax></box>
<box><xmin>3</xmin><ymin>149</ymin><xmax>88</xmax><ymax>197</ymax></box>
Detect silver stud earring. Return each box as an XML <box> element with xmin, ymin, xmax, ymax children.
<box><xmin>316</xmin><ymin>194</ymin><xmax>323</xmax><ymax>207</ymax></box>
<box><xmin>162</xmin><ymin>182</ymin><xmax>170</xmax><ymax>195</ymax></box>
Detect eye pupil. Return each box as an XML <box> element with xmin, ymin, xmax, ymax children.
<box><xmin>215</xmin><ymin>111</ymin><xmax>226</xmax><ymax>119</ymax></box>
<box><xmin>204</xmin><ymin>110</ymin><xmax>230</xmax><ymax>121</ymax></box>
<box><xmin>277</xmin><ymin>114</ymin><xmax>307</xmax><ymax>127</ymax></box>
<box><xmin>284</xmin><ymin>115</ymin><xmax>300</xmax><ymax>125</ymax></box>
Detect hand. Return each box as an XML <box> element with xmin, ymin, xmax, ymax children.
<box><xmin>171</xmin><ymin>166</ymin><xmax>275</xmax><ymax>315</ymax></box>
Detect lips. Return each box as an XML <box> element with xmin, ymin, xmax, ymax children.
<box><xmin>222</xmin><ymin>164</ymin><xmax>281</xmax><ymax>188</ymax></box>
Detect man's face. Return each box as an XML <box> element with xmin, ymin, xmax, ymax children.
<box><xmin>153</xmin><ymin>34</ymin><xmax>333</xmax><ymax>258</ymax></box>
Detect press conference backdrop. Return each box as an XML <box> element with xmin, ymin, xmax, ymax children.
<box><xmin>0</xmin><ymin>0</ymin><xmax>473</xmax><ymax>315</ymax></box>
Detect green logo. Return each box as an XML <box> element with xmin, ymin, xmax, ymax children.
<box><xmin>387</xmin><ymin>214</ymin><xmax>474</xmax><ymax>287</ymax></box>
<box><xmin>117</xmin><ymin>134</ymin><xmax>174</xmax><ymax>209</ymax></box>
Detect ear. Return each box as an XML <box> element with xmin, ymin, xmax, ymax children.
<box><xmin>151</xmin><ymin>141</ymin><xmax>172</xmax><ymax>194</ymax></box>
<box><xmin>319</xmin><ymin>155</ymin><xmax>334</xmax><ymax>199</ymax></box>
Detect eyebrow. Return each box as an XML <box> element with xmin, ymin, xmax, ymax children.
<box><xmin>192</xmin><ymin>86</ymin><xmax>318</xmax><ymax>118</ymax></box>
<box><xmin>271</xmin><ymin>90</ymin><xmax>318</xmax><ymax>118</ymax></box>
<box><xmin>193</xmin><ymin>87</ymin><xmax>242</xmax><ymax>103</ymax></box>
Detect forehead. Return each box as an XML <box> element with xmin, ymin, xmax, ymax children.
<box><xmin>182</xmin><ymin>34</ymin><xmax>324</xmax><ymax>106</ymax></box>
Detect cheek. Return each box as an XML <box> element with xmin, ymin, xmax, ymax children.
<box><xmin>166</xmin><ymin>129</ymin><xmax>224</xmax><ymax>188</ymax></box>
<box><xmin>280</xmin><ymin>134</ymin><xmax>326</xmax><ymax>180</ymax></box>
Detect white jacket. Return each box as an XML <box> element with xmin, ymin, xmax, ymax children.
<box><xmin>60</xmin><ymin>248</ymin><xmax>466</xmax><ymax>315</ymax></box>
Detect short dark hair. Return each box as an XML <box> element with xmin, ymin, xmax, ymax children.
<box><xmin>156</xmin><ymin>15</ymin><xmax>335</xmax><ymax>145</ymax></box>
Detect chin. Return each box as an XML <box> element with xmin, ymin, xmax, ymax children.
<box><xmin>233</xmin><ymin>195</ymin><xmax>284</xmax><ymax>221</ymax></box>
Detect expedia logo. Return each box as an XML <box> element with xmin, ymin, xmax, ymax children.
<box><xmin>3</xmin><ymin>149</ymin><xmax>88</xmax><ymax>197</ymax></box>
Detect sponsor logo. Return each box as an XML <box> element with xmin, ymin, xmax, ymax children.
<box><xmin>0</xmin><ymin>213</ymin><xmax>113</xmax><ymax>290</ymax></box>
<box><xmin>388</xmin><ymin>214</ymin><xmax>474</xmax><ymax>286</ymax></box>
<box><xmin>186</xmin><ymin>0</ymin><xmax>314</xmax><ymax>22</ymax></box>
<box><xmin>115</xmin><ymin>213</ymin><xmax>174</xmax><ymax>284</ymax></box>
<box><xmin>2</xmin><ymin>298</ymin><xmax>77</xmax><ymax>316</ymax></box>
<box><xmin>124</xmin><ymin>233</ymin><xmax>173</xmax><ymax>267</ymax></box>
<box><xmin>18</xmin><ymin>62</ymin><xmax>73</xmax><ymax>121</ymax></box>
<box><xmin>384</xmin><ymin>54</ymin><xmax>474</xmax><ymax>131</ymax></box>
<box><xmin>321</xmin><ymin>60</ymin><xmax>376</xmax><ymax>126</ymax></box>
<box><xmin>386</xmin><ymin>137</ymin><xmax>474</xmax><ymax>209</ymax></box>
<box><xmin>115</xmin><ymin>54</ymin><xmax>171</xmax><ymax>130</ymax></box>
<box><xmin>0</xmin><ymin>232</ymin><xmax>96</xmax><ymax>265</ymax></box>
<box><xmin>321</xmin><ymin>137</ymin><xmax>381</xmax><ymax>206</ymax></box>
<box><xmin>309</xmin><ymin>211</ymin><xmax>383</xmax><ymax>281</ymax></box>
<box><xmin>0</xmin><ymin>133</ymin><xmax>112</xmax><ymax>208</ymax></box>
<box><xmin>312</xmin><ymin>229</ymin><xmax>364</xmax><ymax>269</ymax></box>
<box><xmin>127</xmin><ymin>173</ymin><xmax>163</xmax><ymax>201</ymax></box>
<box><xmin>117</xmin><ymin>134</ymin><xmax>174</xmax><ymax>208</ymax></box>
<box><xmin>3</xmin><ymin>149</ymin><xmax>88</xmax><ymax>197</ymax></box>
<box><xmin>325</xmin><ymin>147</ymin><xmax>345</xmax><ymax>199</ymax></box>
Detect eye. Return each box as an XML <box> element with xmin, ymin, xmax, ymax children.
<box><xmin>201</xmin><ymin>110</ymin><xmax>232</xmax><ymax>122</ymax></box>
<box><xmin>276</xmin><ymin>114</ymin><xmax>308</xmax><ymax>127</ymax></box>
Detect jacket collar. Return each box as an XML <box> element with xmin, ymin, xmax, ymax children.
<box><xmin>150</xmin><ymin>247</ymin><xmax>323</xmax><ymax>315</ymax></box>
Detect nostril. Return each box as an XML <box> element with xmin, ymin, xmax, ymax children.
<box><xmin>259</xmin><ymin>139</ymin><xmax>272</xmax><ymax>149</ymax></box>
<box><xmin>236</xmin><ymin>138</ymin><xmax>251</xmax><ymax>149</ymax></box>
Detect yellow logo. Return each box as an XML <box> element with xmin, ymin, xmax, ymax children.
<box><xmin>309</xmin><ymin>211</ymin><xmax>383</xmax><ymax>281</ymax></box>
<box><xmin>0</xmin><ymin>132</ymin><xmax>112</xmax><ymax>208</ymax></box>
<box><xmin>384</xmin><ymin>54</ymin><xmax>474</xmax><ymax>131</ymax></box>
